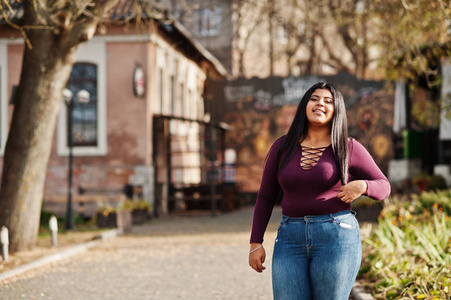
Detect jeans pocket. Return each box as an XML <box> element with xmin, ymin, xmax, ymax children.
<box><xmin>338</xmin><ymin>222</ymin><xmax>356</xmax><ymax>229</ymax></box>
<box><xmin>277</xmin><ymin>222</ymin><xmax>287</xmax><ymax>233</ymax></box>
<box><xmin>335</xmin><ymin>215</ymin><xmax>358</xmax><ymax>230</ymax></box>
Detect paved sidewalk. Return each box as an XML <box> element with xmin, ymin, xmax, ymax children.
<box><xmin>0</xmin><ymin>207</ymin><xmax>281</xmax><ymax>300</ymax></box>
<box><xmin>0</xmin><ymin>206</ymin><xmax>372</xmax><ymax>299</ymax></box>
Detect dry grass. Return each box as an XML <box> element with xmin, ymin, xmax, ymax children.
<box><xmin>0</xmin><ymin>230</ymin><xmax>102</xmax><ymax>274</ymax></box>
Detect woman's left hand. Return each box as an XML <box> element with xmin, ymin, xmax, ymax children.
<box><xmin>337</xmin><ymin>180</ymin><xmax>368</xmax><ymax>203</ymax></box>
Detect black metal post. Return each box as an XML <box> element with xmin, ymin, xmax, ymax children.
<box><xmin>152</xmin><ymin>117</ymin><xmax>159</xmax><ymax>218</ymax></box>
<box><xmin>65</xmin><ymin>100</ymin><xmax>74</xmax><ymax>230</ymax></box>
<box><xmin>209</xmin><ymin>126</ymin><xmax>217</xmax><ymax>217</ymax></box>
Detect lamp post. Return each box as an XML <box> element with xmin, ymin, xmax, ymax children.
<box><xmin>63</xmin><ymin>88</ymin><xmax>90</xmax><ymax>230</ymax></box>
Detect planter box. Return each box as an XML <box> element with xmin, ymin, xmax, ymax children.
<box><xmin>131</xmin><ymin>209</ymin><xmax>150</xmax><ymax>224</ymax></box>
<box><xmin>96</xmin><ymin>210</ymin><xmax>132</xmax><ymax>233</ymax></box>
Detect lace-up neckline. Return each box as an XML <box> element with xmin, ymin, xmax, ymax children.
<box><xmin>300</xmin><ymin>145</ymin><xmax>328</xmax><ymax>170</ymax></box>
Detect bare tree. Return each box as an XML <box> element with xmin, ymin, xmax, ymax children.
<box><xmin>245</xmin><ymin>0</ymin><xmax>450</xmax><ymax>80</ymax></box>
<box><xmin>323</xmin><ymin>0</ymin><xmax>373</xmax><ymax>78</ymax></box>
<box><xmin>275</xmin><ymin>0</ymin><xmax>326</xmax><ymax>76</ymax></box>
<box><xmin>232</xmin><ymin>0</ymin><xmax>370</xmax><ymax>77</ymax></box>
<box><xmin>0</xmin><ymin>0</ymin><xmax>162</xmax><ymax>253</ymax></box>
<box><xmin>231</xmin><ymin>0</ymin><xmax>267</xmax><ymax>77</ymax></box>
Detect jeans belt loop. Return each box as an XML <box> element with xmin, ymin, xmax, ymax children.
<box><xmin>283</xmin><ymin>216</ymin><xmax>290</xmax><ymax>225</ymax></box>
<box><xmin>329</xmin><ymin>213</ymin><xmax>337</xmax><ymax>223</ymax></box>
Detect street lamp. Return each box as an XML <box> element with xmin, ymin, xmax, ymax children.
<box><xmin>63</xmin><ymin>88</ymin><xmax>90</xmax><ymax>230</ymax></box>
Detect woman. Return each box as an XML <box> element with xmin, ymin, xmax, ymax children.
<box><xmin>248</xmin><ymin>82</ymin><xmax>390</xmax><ymax>299</ymax></box>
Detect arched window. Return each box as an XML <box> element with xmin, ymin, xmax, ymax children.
<box><xmin>67</xmin><ymin>63</ymin><xmax>98</xmax><ymax>146</ymax></box>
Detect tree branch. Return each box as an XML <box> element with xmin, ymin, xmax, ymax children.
<box><xmin>0</xmin><ymin>1</ymin><xmax>34</xmax><ymax>48</ymax></box>
<box><xmin>318</xmin><ymin>32</ymin><xmax>353</xmax><ymax>73</ymax></box>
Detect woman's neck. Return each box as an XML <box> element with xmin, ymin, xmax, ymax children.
<box><xmin>302</xmin><ymin>127</ymin><xmax>331</xmax><ymax>147</ymax></box>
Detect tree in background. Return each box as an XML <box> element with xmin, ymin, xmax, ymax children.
<box><xmin>0</xmin><ymin>0</ymin><xmax>162</xmax><ymax>253</ymax></box>
<box><xmin>168</xmin><ymin>0</ymin><xmax>449</xmax><ymax>79</ymax></box>
<box><xmin>324</xmin><ymin>0</ymin><xmax>374</xmax><ymax>78</ymax></box>
<box><xmin>229</xmin><ymin>0</ymin><xmax>377</xmax><ymax>78</ymax></box>
<box><xmin>233</xmin><ymin>0</ymin><xmax>450</xmax><ymax>80</ymax></box>
<box><xmin>372</xmin><ymin>0</ymin><xmax>451</xmax><ymax>86</ymax></box>
<box><xmin>232</xmin><ymin>0</ymin><xmax>267</xmax><ymax>77</ymax></box>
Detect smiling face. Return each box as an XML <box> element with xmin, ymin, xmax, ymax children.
<box><xmin>305</xmin><ymin>88</ymin><xmax>335</xmax><ymax>127</ymax></box>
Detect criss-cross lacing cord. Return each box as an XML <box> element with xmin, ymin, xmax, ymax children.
<box><xmin>300</xmin><ymin>146</ymin><xmax>327</xmax><ymax>170</ymax></box>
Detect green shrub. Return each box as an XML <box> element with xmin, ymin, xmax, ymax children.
<box><xmin>360</xmin><ymin>195</ymin><xmax>451</xmax><ymax>299</ymax></box>
<box><xmin>414</xmin><ymin>189</ymin><xmax>451</xmax><ymax>215</ymax></box>
<box><xmin>428</xmin><ymin>175</ymin><xmax>448</xmax><ymax>190</ymax></box>
<box><xmin>122</xmin><ymin>199</ymin><xmax>151</xmax><ymax>211</ymax></box>
<box><xmin>412</xmin><ymin>173</ymin><xmax>448</xmax><ymax>192</ymax></box>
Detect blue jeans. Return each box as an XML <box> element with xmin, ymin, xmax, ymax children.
<box><xmin>272</xmin><ymin>210</ymin><xmax>361</xmax><ymax>300</ymax></box>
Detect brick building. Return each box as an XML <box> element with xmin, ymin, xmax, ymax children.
<box><xmin>0</xmin><ymin>2</ymin><xmax>227</xmax><ymax>217</ymax></box>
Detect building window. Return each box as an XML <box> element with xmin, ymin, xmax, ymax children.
<box><xmin>180</xmin><ymin>82</ymin><xmax>185</xmax><ymax>117</ymax></box>
<box><xmin>67</xmin><ymin>63</ymin><xmax>98</xmax><ymax>146</ymax></box>
<box><xmin>159</xmin><ymin>68</ymin><xmax>164</xmax><ymax>114</ymax></box>
<box><xmin>57</xmin><ymin>38</ymin><xmax>107</xmax><ymax>156</ymax></box>
<box><xmin>170</xmin><ymin>75</ymin><xmax>175</xmax><ymax>115</ymax></box>
<box><xmin>192</xmin><ymin>94</ymin><xmax>198</xmax><ymax>120</ymax></box>
<box><xmin>188</xmin><ymin>89</ymin><xmax>193</xmax><ymax>119</ymax></box>
<box><xmin>194</xmin><ymin>5</ymin><xmax>222</xmax><ymax>37</ymax></box>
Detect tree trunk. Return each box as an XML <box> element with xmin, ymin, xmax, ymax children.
<box><xmin>0</xmin><ymin>0</ymin><xmax>120</xmax><ymax>253</ymax></box>
<box><xmin>0</xmin><ymin>29</ymin><xmax>75</xmax><ymax>253</ymax></box>
<box><xmin>268</xmin><ymin>0</ymin><xmax>275</xmax><ymax>76</ymax></box>
<box><xmin>238</xmin><ymin>50</ymin><xmax>245</xmax><ymax>77</ymax></box>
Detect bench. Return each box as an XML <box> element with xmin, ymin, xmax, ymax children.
<box><xmin>76</xmin><ymin>186</ymin><xmax>127</xmax><ymax>218</ymax></box>
<box><xmin>170</xmin><ymin>183</ymin><xmax>240</xmax><ymax>211</ymax></box>
<box><xmin>170</xmin><ymin>183</ymin><xmax>225</xmax><ymax>211</ymax></box>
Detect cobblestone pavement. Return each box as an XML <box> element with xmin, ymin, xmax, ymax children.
<box><xmin>0</xmin><ymin>206</ymin><xmax>282</xmax><ymax>300</ymax></box>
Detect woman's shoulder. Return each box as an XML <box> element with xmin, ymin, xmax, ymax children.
<box><xmin>348</xmin><ymin>137</ymin><xmax>366</xmax><ymax>145</ymax></box>
<box><xmin>274</xmin><ymin>135</ymin><xmax>286</xmax><ymax>145</ymax></box>
<box><xmin>267</xmin><ymin>135</ymin><xmax>286</xmax><ymax>154</ymax></box>
<box><xmin>347</xmin><ymin>137</ymin><xmax>368</xmax><ymax>155</ymax></box>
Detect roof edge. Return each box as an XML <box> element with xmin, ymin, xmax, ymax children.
<box><xmin>170</xmin><ymin>20</ymin><xmax>228</xmax><ymax>78</ymax></box>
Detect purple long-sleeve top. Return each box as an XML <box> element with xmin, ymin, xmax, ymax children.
<box><xmin>250</xmin><ymin>137</ymin><xmax>391</xmax><ymax>244</ymax></box>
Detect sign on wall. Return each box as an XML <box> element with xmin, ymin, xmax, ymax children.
<box><xmin>133</xmin><ymin>64</ymin><xmax>145</xmax><ymax>98</ymax></box>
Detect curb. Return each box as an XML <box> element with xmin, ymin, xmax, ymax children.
<box><xmin>352</xmin><ymin>282</ymin><xmax>376</xmax><ymax>300</ymax></box>
<box><xmin>0</xmin><ymin>228</ymin><xmax>122</xmax><ymax>283</ymax></box>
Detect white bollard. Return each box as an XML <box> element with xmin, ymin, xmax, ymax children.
<box><xmin>49</xmin><ymin>216</ymin><xmax>58</xmax><ymax>247</ymax></box>
<box><xmin>1</xmin><ymin>226</ymin><xmax>9</xmax><ymax>262</ymax></box>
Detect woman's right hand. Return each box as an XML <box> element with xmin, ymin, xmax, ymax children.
<box><xmin>249</xmin><ymin>243</ymin><xmax>266</xmax><ymax>273</ymax></box>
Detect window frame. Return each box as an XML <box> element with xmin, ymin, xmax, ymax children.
<box><xmin>57</xmin><ymin>39</ymin><xmax>107</xmax><ymax>156</ymax></box>
<box><xmin>67</xmin><ymin>62</ymin><xmax>99</xmax><ymax>147</ymax></box>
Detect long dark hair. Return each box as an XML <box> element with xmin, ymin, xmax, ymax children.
<box><xmin>276</xmin><ymin>82</ymin><xmax>349</xmax><ymax>184</ymax></box>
